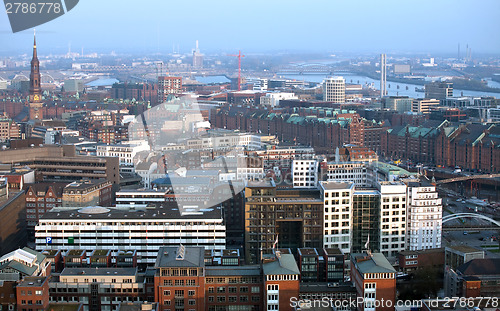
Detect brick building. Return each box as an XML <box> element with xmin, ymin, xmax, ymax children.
<box><xmin>62</xmin><ymin>179</ymin><xmax>113</xmax><ymax>207</ymax></box>
<box><xmin>25</xmin><ymin>182</ymin><xmax>68</xmax><ymax>234</ymax></box>
<box><xmin>397</xmin><ymin>248</ymin><xmax>444</xmax><ymax>273</ymax></box>
<box><xmin>350</xmin><ymin>252</ymin><xmax>396</xmax><ymax>311</ymax></box>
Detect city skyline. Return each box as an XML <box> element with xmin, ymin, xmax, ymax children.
<box><xmin>1</xmin><ymin>0</ymin><xmax>500</xmax><ymax>55</ymax></box>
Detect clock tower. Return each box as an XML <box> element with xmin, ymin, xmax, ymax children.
<box><xmin>29</xmin><ymin>32</ymin><xmax>43</xmax><ymax>121</ymax></box>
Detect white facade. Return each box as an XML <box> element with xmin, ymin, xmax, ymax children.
<box><xmin>323</xmin><ymin>77</ymin><xmax>345</xmax><ymax>103</ymax></box>
<box><xmin>406</xmin><ymin>183</ymin><xmax>442</xmax><ymax>251</ymax></box>
<box><xmin>377</xmin><ymin>181</ymin><xmax>408</xmax><ymax>257</ymax></box>
<box><xmin>236</xmin><ymin>167</ymin><xmax>264</xmax><ymax>181</ymax></box>
<box><xmin>325</xmin><ymin>162</ymin><xmax>374</xmax><ymax>188</ymax></box>
<box><xmin>260</xmin><ymin>92</ymin><xmax>298</xmax><ymax>107</ymax></box>
<box><xmin>320</xmin><ymin>182</ymin><xmax>354</xmax><ymax>254</ymax></box>
<box><xmin>292</xmin><ymin>159</ymin><xmax>319</xmax><ymax>188</ymax></box>
<box><xmin>186</xmin><ymin>133</ymin><xmax>261</xmax><ymax>151</ymax></box>
<box><xmin>96</xmin><ymin>140</ymin><xmax>150</xmax><ymax>170</ymax></box>
<box><xmin>35</xmin><ymin>206</ymin><xmax>226</xmax><ymax>264</ymax></box>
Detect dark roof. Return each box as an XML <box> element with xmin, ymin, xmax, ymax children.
<box><xmin>206</xmin><ymin>265</ymin><xmax>261</xmax><ymax>277</ymax></box>
<box><xmin>457</xmin><ymin>258</ymin><xmax>500</xmax><ymax>276</ymax></box>
<box><xmin>155</xmin><ymin>246</ymin><xmax>204</xmax><ymax>268</ymax></box>
<box><xmin>61</xmin><ymin>267</ymin><xmax>137</xmax><ymax>276</ymax></box>
<box><xmin>41</xmin><ymin>202</ymin><xmax>223</xmax><ymax>221</ymax></box>
<box><xmin>25</xmin><ymin>182</ymin><xmax>70</xmax><ymax>196</ymax></box>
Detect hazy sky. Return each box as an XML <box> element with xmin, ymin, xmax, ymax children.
<box><xmin>1</xmin><ymin>0</ymin><xmax>499</xmax><ymax>55</ymax></box>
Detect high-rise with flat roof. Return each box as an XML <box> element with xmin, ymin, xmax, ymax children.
<box><xmin>323</xmin><ymin>77</ymin><xmax>345</xmax><ymax>103</ymax></box>
<box><xmin>425</xmin><ymin>81</ymin><xmax>453</xmax><ymax>100</ymax></box>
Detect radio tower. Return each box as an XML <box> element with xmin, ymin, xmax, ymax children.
<box><xmin>228</xmin><ymin>50</ymin><xmax>245</xmax><ymax>91</ymax></box>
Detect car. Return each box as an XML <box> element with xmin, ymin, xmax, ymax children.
<box><xmin>463</xmin><ymin>231</ymin><xmax>468</xmax><ymax>235</ymax></box>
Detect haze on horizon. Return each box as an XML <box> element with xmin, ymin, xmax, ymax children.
<box><xmin>0</xmin><ymin>0</ymin><xmax>499</xmax><ymax>56</ymax></box>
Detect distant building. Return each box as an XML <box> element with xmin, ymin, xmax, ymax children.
<box><xmin>63</xmin><ymin>79</ymin><xmax>85</xmax><ymax>93</ymax></box>
<box><xmin>382</xmin><ymin>96</ymin><xmax>413</xmax><ymax>113</ymax></box>
<box><xmin>411</xmin><ymin>98</ymin><xmax>440</xmax><ymax>114</ymax></box>
<box><xmin>393</xmin><ymin>64</ymin><xmax>410</xmax><ymax>75</ymax></box>
<box><xmin>424</xmin><ymin>82</ymin><xmax>453</xmax><ymax>100</ymax></box>
<box><xmin>157</xmin><ymin>76</ymin><xmax>182</xmax><ymax>103</ymax></box>
<box><xmin>323</xmin><ymin>77</ymin><xmax>345</xmax><ymax>103</ymax></box>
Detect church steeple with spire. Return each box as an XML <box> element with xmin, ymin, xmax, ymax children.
<box><xmin>29</xmin><ymin>30</ymin><xmax>43</xmax><ymax>120</ymax></box>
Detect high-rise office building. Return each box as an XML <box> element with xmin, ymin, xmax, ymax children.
<box><xmin>425</xmin><ymin>81</ymin><xmax>453</xmax><ymax>100</ymax></box>
<box><xmin>158</xmin><ymin>76</ymin><xmax>182</xmax><ymax>103</ymax></box>
<box><xmin>411</xmin><ymin>98</ymin><xmax>440</xmax><ymax>114</ymax></box>
<box><xmin>404</xmin><ymin>179</ymin><xmax>442</xmax><ymax>251</ymax></box>
<box><xmin>323</xmin><ymin>77</ymin><xmax>345</xmax><ymax>103</ymax></box>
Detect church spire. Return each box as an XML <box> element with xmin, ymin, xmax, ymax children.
<box><xmin>33</xmin><ymin>29</ymin><xmax>38</xmax><ymax>59</ymax></box>
<box><xmin>30</xmin><ymin>30</ymin><xmax>41</xmax><ymax>98</ymax></box>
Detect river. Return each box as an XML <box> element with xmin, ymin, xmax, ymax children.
<box><xmin>280</xmin><ymin>74</ymin><xmax>500</xmax><ymax>98</ymax></box>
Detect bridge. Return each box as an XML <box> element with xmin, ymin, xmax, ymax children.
<box><xmin>442</xmin><ymin>213</ymin><xmax>500</xmax><ymax>231</ymax></box>
<box><xmin>275</xmin><ymin>63</ymin><xmax>351</xmax><ymax>75</ymax></box>
<box><xmin>435</xmin><ymin>174</ymin><xmax>500</xmax><ymax>184</ymax></box>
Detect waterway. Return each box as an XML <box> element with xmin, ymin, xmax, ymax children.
<box><xmin>280</xmin><ymin>74</ymin><xmax>500</xmax><ymax>98</ymax></box>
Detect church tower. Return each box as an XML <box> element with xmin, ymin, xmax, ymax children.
<box><xmin>29</xmin><ymin>32</ymin><xmax>43</xmax><ymax>121</ymax></box>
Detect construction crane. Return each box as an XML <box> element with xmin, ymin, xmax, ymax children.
<box><xmin>228</xmin><ymin>50</ymin><xmax>245</xmax><ymax>91</ymax></box>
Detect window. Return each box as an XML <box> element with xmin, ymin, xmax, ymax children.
<box><xmin>188</xmin><ymin>290</ymin><xmax>195</xmax><ymax>297</ymax></box>
<box><xmin>163</xmin><ymin>290</ymin><xmax>170</xmax><ymax>296</ymax></box>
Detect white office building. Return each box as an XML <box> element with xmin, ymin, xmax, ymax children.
<box><xmin>260</xmin><ymin>92</ymin><xmax>298</xmax><ymax>107</ymax></box>
<box><xmin>292</xmin><ymin>159</ymin><xmax>319</xmax><ymax>188</ymax></box>
<box><xmin>325</xmin><ymin>162</ymin><xmax>374</xmax><ymax>187</ymax></box>
<box><xmin>96</xmin><ymin>140</ymin><xmax>150</xmax><ymax>173</ymax></box>
<box><xmin>323</xmin><ymin>77</ymin><xmax>345</xmax><ymax>103</ymax></box>
<box><xmin>35</xmin><ymin>204</ymin><xmax>226</xmax><ymax>264</ymax></box>
<box><xmin>377</xmin><ymin>181</ymin><xmax>408</xmax><ymax>257</ymax></box>
<box><xmin>320</xmin><ymin>182</ymin><xmax>355</xmax><ymax>254</ymax></box>
<box><xmin>405</xmin><ymin>180</ymin><xmax>442</xmax><ymax>251</ymax></box>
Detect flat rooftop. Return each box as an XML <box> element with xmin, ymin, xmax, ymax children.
<box><xmin>320</xmin><ymin>181</ymin><xmax>353</xmax><ymax>190</ymax></box>
<box><xmin>446</xmin><ymin>245</ymin><xmax>484</xmax><ymax>254</ymax></box>
<box><xmin>41</xmin><ymin>202</ymin><xmax>223</xmax><ymax>221</ymax></box>
<box><xmin>206</xmin><ymin>265</ymin><xmax>261</xmax><ymax>277</ymax></box>
<box><xmin>298</xmin><ymin>248</ymin><xmax>319</xmax><ymax>256</ymax></box>
<box><xmin>61</xmin><ymin>268</ymin><xmax>137</xmax><ymax>276</ymax></box>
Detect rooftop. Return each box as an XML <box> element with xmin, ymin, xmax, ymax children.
<box><xmin>41</xmin><ymin>202</ymin><xmax>223</xmax><ymax>221</ymax></box>
<box><xmin>18</xmin><ymin>276</ymin><xmax>47</xmax><ymax>287</ymax></box>
<box><xmin>206</xmin><ymin>265</ymin><xmax>261</xmax><ymax>277</ymax></box>
<box><xmin>262</xmin><ymin>253</ymin><xmax>300</xmax><ymax>276</ymax></box>
<box><xmin>445</xmin><ymin>245</ymin><xmax>484</xmax><ymax>254</ymax></box>
<box><xmin>352</xmin><ymin>253</ymin><xmax>396</xmax><ymax>275</ymax></box>
<box><xmin>61</xmin><ymin>267</ymin><xmax>137</xmax><ymax>277</ymax></box>
<box><xmin>155</xmin><ymin>246</ymin><xmax>205</xmax><ymax>268</ymax></box>
<box><xmin>457</xmin><ymin>258</ymin><xmax>500</xmax><ymax>276</ymax></box>
<box><xmin>320</xmin><ymin>181</ymin><xmax>353</xmax><ymax>190</ymax></box>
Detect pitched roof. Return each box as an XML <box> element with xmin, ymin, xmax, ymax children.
<box><xmin>457</xmin><ymin>258</ymin><xmax>500</xmax><ymax>276</ymax></box>
<box><xmin>262</xmin><ymin>254</ymin><xmax>300</xmax><ymax>275</ymax></box>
